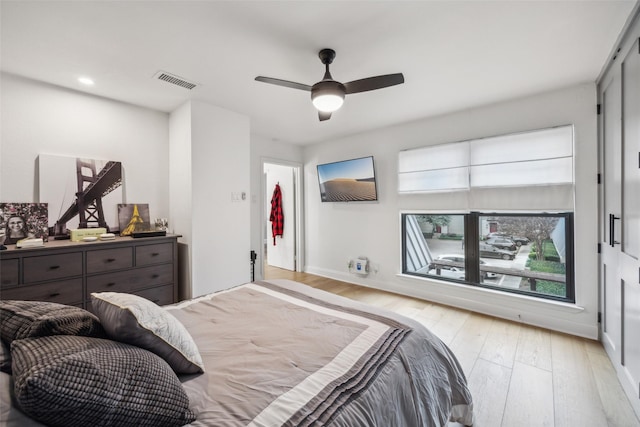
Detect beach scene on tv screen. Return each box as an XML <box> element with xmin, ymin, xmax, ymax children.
<box><xmin>318</xmin><ymin>157</ymin><xmax>377</xmax><ymax>202</ymax></box>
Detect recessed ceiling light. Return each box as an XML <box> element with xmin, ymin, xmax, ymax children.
<box><xmin>78</xmin><ymin>77</ymin><xmax>94</xmax><ymax>86</ymax></box>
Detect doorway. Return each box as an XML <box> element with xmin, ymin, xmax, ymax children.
<box><xmin>262</xmin><ymin>159</ymin><xmax>303</xmax><ymax>279</ymax></box>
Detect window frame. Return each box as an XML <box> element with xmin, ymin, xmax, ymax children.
<box><xmin>401</xmin><ymin>211</ymin><xmax>575</xmax><ymax>303</ymax></box>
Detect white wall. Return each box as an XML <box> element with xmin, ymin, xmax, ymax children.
<box><xmin>249</xmin><ymin>134</ymin><xmax>303</xmax><ymax>279</ymax></box>
<box><xmin>169</xmin><ymin>102</ymin><xmax>193</xmax><ymax>299</ymax></box>
<box><xmin>0</xmin><ymin>72</ymin><xmax>170</xmax><ymax>219</ymax></box>
<box><xmin>304</xmin><ymin>83</ymin><xmax>599</xmax><ymax>339</ymax></box>
<box><xmin>170</xmin><ymin>100</ymin><xmax>251</xmax><ymax>298</ymax></box>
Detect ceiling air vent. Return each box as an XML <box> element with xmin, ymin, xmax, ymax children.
<box><xmin>154</xmin><ymin>71</ymin><xmax>197</xmax><ymax>90</ymax></box>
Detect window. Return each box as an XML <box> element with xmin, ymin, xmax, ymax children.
<box><xmin>402</xmin><ymin>212</ymin><xmax>574</xmax><ymax>302</ymax></box>
<box><xmin>399</xmin><ymin>125</ymin><xmax>575</xmax><ymax>302</ymax></box>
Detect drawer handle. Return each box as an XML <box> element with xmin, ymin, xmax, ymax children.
<box><xmin>151</xmin><ymin>253</ymin><xmax>160</xmax><ymax>257</ymax></box>
<box><xmin>151</xmin><ymin>274</ymin><xmax>159</xmax><ymax>279</ymax></box>
<box><xmin>106</xmin><ymin>282</ymin><xmax>116</xmax><ymax>287</ymax></box>
<box><xmin>49</xmin><ymin>292</ymin><xmax>60</xmax><ymax>297</ymax></box>
<box><xmin>49</xmin><ymin>265</ymin><xmax>61</xmax><ymax>270</ymax></box>
<box><xmin>106</xmin><ymin>258</ymin><xmax>116</xmax><ymax>263</ymax></box>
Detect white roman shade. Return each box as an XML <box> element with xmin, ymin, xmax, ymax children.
<box><xmin>398</xmin><ymin>142</ymin><xmax>469</xmax><ymax>193</ymax></box>
<box><xmin>469</xmin><ymin>126</ymin><xmax>573</xmax><ymax>187</ymax></box>
<box><xmin>398</xmin><ymin>125</ymin><xmax>574</xmax><ymax>193</ymax></box>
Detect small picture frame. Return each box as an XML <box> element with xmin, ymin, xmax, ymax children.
<box><xmin>117</xmin><ymin>204</ymin><xmax>151</xmax><ymax>236</ymax></box>
<box><xmin>0</xmin><ymin>203</ymin><xmax>49</xmax><ymax>245</ymax></box>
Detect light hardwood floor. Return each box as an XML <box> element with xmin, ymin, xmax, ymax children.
<box><xmin>264</xmin><ymin>265</ymin><xmax>640</xmax><ymax>427</ymax></box>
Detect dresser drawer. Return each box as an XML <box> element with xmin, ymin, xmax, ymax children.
<box><xmin>86</xmin><ymin>247</ymin><xmax>133</xmax><ymax>273</ymax></box>
<box><xmin>136</xmin><ymin>243</ymin><xmax>173</xmax><ymax>266</ymax></box>
<box><xmin>23</xmin><ymin>253</ymin><xmax>83</xmax><ymax>284</ymax></box>
<box><xmin>87</xmin><ymin>263</ymin><xmax>173</xmax><ymax>294</ymax></box>
<box><xmin>133</xmin><ymin>285</ymin><xmax>174</xmax><ymax>306</ymax></box>
<box><xmin>1</xmin><ymin>278</ymin><xmax>83</xmax><ymax>305</ymax></box>
<box><xmin>1</xmin><ymin>259</ymin><xmax>19</xmax><ymax>287</ymax></box>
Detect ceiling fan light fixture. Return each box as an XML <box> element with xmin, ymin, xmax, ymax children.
<box><xmin>312</xmin><ymin>93</ymin><xmax>344</xmax><ymax>112</ymax></box>
<box><xmin>311</xmin><ymin>80</ymin><xmax>345</xmax><ymax>112</ymax></box>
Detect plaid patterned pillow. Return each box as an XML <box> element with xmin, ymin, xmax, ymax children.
<box><xmin>0</xmin><ymin>339</ymin><xmax>9</xmax><ymax>373</ymax></box>
<box><xmin>0</xmin><ymin>300</ymin><xmax>105</xmax><ymax>345</ymax></box>
<box><xmin>12</xmin><ymin>335</ymin><xmax>196</xmax><ymax>427</ymax></box>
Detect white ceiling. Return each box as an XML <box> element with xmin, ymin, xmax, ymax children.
<box><xmin>1</xmin><ymin>1</ymin><xmax>637</xmax><ymax>146</ymax></box>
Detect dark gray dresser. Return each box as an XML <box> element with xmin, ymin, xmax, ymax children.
<box><xmin>0</xmin><ymin>235</ymin><xmax>179</xmax><ymax>309</ymax></box>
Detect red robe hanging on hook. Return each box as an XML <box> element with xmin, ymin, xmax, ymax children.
<box><xmin>270</xmin><ymin>183</ymin><xmax>284</xmax><ymax>245</ymax></box>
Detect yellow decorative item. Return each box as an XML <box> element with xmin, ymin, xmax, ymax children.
<box><xmin>70</xmin><ymin>228</ymin><xmax>107</xmax><ymax>242</ymax></box>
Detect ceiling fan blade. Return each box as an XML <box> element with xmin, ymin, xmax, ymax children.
<box><xmin>255</xmin><ymin>76</ymin><xmax>312</xmax><ymax>91</ymax></box>
<box><xmin>344</xmin><ymin>73</ymin><xmax>405</xmax><ymax>94</ymax></box>
<box><xmin>319</xmin><ymin>111</ymin><xmax>332</xmax><ymax>121</ymax></box>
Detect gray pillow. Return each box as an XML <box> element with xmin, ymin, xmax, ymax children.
<box><xmin>0</xmin><ymin>300</ymin><xmax>105</xmax><ymax>345</ymax></box>
<box><xmin>11</xmin><ymin>335</ymin><xmax>196</xmax><ymax>427</ymax></box>
<box><xmin>0</xmin><ymin>340</ymin><xmax>9</xmax><ymax>374</ymax></box>
<box><xmin>91</xmin><ymin>292</ymin><xmax>204</xmax><ymax>374</ymax></box>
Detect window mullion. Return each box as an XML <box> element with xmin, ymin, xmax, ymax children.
<box><xmin>465</xmin><ymin>213</ymin><xmax>480</xmax><ymax>283</ymax></box>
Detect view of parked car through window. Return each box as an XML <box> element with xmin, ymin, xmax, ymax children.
<box><xmin>403</xmin><ymin>213</ymin><xmax>573</xmax><ymax>302</ymax></box>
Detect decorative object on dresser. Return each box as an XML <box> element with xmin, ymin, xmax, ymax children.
<box><xmin>15</xmin><ymin>238</ymin><xmax>44</xmax><ymax>248</ymax></box>
<box><xmin>118</xmin><ymin>203</ymin><xmax>151</xmax><ymax>236</ymax></box>
<box><xmin>0</xmin><ymin>234</ymin><xmax>180</xmax><ymax>309</ymax></box>
<box><xmin>69</xmin><ymin>227</ymin><xmax>107</xmax><ymax>242</ymax></box>
<box><xmin>132</xmin><ymin>230</ymin><xmax>167</xmax><ymax>238</ymax></box>
<box><xmin>0</xmin><ymin>203</ymin><xmax>49</xmax><ymax>245</ymax></box>
<box><xmin>154</xmin><ymin>217</ymin><xmax>168</xmax><ymax>231</ymax></box>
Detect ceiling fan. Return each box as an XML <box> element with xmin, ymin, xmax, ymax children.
<box><xmin>255</xmin><ymin>48</ymin><xmax>404</xmax><ymax>121</ymax></box>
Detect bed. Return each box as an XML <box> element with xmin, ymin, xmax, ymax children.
<box><xmin>1</xmin><ymin>279</ymin><xmax>474</xmax><ymax>427</ymax></box>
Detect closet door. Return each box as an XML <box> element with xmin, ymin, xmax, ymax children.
<box><xmin>600</xmin><ymin>70</ymin><xmax>622</xmax><ymax>360</ymax></box>
<box><xmin>599</xmin><ymin>32</ymin><xmax>640</xmax><ymax>418</ymax></box>
<box><xmin>619</xmin><ymin>37</ymin><xmax>640</xmax><ymax>397</ymax></box>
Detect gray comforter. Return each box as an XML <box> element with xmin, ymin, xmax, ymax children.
<box><xmin>170</xmin><ymin>279</ymin><xmax>473</xmax><ymax>427</ymax></box>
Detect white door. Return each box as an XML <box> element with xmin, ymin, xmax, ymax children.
<box><xmin>265</xmin><ymin>163</ymin><xmax>295</xmax><ymax>271</ymax></box>
<box><xmin>599</xmin><ymin>34</ymin><xmax>640</xmax><ymax>417</ymax></box>
<box><xmin>619</xmin><ymin>37</ymin><xmax>640</xmax><ymax>399</ymax></box>
<box><xmin>601</xmin><ymin>70</ymin><xmax>622</xmax><ymax>358</ymax></box>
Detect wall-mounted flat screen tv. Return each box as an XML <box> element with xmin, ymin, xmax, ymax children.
<box><xmin>317</xmin><ymin>156</ymin><xmax>378</xmax><ymax>202</ymax></box>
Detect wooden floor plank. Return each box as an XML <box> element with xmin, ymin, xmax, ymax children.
<box><xmin>449</xmin><ymin>313</ymin><xmax>494</xmax><ymax>375</ymax></box>
<box><xmin>478</xmin><ymin>318</ymin><xmax>521</xmax><ymax>369</ymax></box>
<box><xmin>467</xmin><ymin>359</ymin><xmax>512</xmax><ymax>427</ymax></box>
<box><xmin>515</xmin><ymin>323</ymin><xmax>553</xmax><ymax>371</ymax></box>
<box><xmin>429</xmin><ymin>307</ymin><xmax>471</xmax><ymax>346</ymax></box>
<box><xmin>413</xmin><ymin>303</ymin><xmax>448</xmax><ymax>330</ymax></box>
<box><xmin>501</xmin><ymin>361</ymin><xmax>554</xmax><ymax>426</ymax></box>
<box><xmin>550</xmin><ymin>332</ymin><xmax>609</xmax><ymax>426</ymax></box>
<box><xmin>587</xmin><ymin>349</ymin><xmax>639</xmax><ymax>427</ymax></box>
<box><xmin>450</xmin><ymin>312</ymin><xmax>494</xmax><ymax>354</ymax></box>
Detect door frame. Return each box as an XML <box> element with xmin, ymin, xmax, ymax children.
<box><xmin>260</xmin><ymin>157</ymin><xmax>304</xmax><ymax>278</ymax></box>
